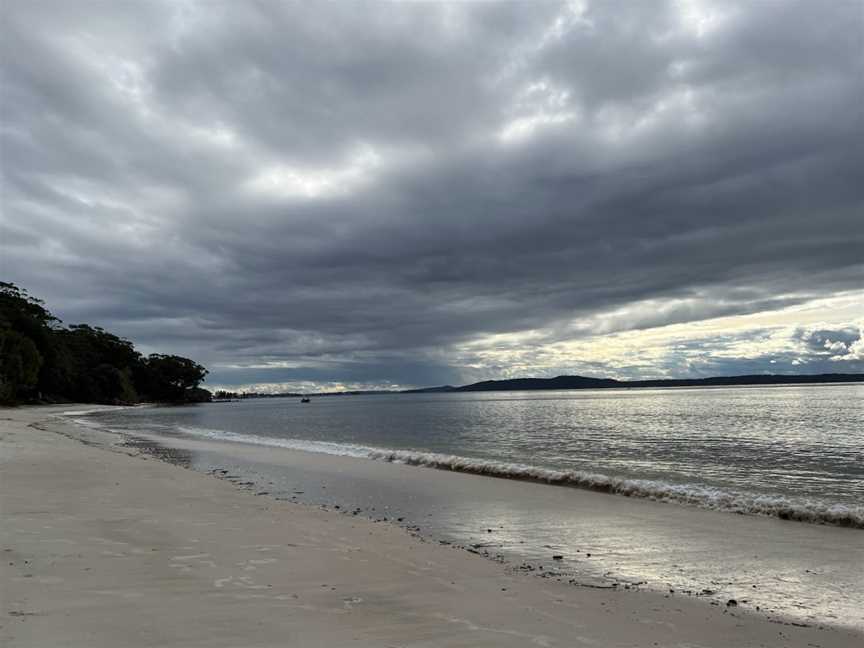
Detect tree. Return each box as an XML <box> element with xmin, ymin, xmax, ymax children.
<box><xmin>43</xmin><ymin>325</ymin><xmax>142</xmax><ymax>402</ymax></box>
<box><xmin>0</xmin><ymin>282</ymin><xmax>58</xmax><ymax>395</ymax></box>
<box><xmin>0</xmin><ymin>283</ymin><xmax>54</xmax><ymax>403</ymax></box>
<box><xmin>91</xmin><ymin>364</ymin><xmax>139</xmax><ymax>404</ymax></box>
<box><xmin>140</xmin><ymin>354</ymin><xmax>209</xmax><ymax>402</ymax></box>
<box><xmin>66</xmin><ymin>324</ymin><xmax>140</xmax><ymax>368</ymax></box>
<box><xmin>0</xmin><ymin>330</ymin><xmax>43</xmax><ymax>403</ymax></box>
<box><xmin>0</xmin><ymin>282</ymin><xmax>59</xmax><ymax>332</ymax></box>
<box><xmin>0</xmin><ymin>282</ymin><xmax>208</xmax><ymax>404</ymax></box>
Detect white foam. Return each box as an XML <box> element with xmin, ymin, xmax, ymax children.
<box><xmin>146</xmin><ymin>424</ymin><xmax>864</xmax><ymax>529</ymax></box>
<box><xmin>67</xmin><ymin>417</ymin><xmax>108</xmax><ymax>430</ymax></box>
<box><xmin>57</xmin><ymin>406</ymin><xmax>130</xmax><ymax>417</ymax></box>
<box><xmin>175</xmin><ymin>426</ymin><xmax>374</xmax><ymax>459</ymax></box>
<box><xmin>369</xmin><ymin>449</ymin><xmax>864</xmax><ymax>528</ymax></box>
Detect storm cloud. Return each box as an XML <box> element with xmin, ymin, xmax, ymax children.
<box><xmin>2</xmin><ymin>1</ymin><xmax>862</xmax><ymax>390</ymax></box>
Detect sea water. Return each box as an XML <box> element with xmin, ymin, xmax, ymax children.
<box><xmin>90</xmin><ymin>384</ymin><xmax>864</xmax><ymax>524</ymax></box>
<box><xmin>78</xmin><ymin>383</ymin><xmax>864</xmax><ymax>628</ymax></box>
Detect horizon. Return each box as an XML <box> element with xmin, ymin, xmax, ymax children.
<box><xmin>214</xmin><ymin>370</ymin><xmax>864</xmax><ymax>397</ymax></box>
<box><xmin>2</xmin><ymin>1</ymin><xmax>863</xmax><ymax>393</ymax></box>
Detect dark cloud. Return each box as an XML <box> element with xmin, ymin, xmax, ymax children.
<box><xmin>660</xmin><ymin>325</ymin><xmax>864</xmax><ymax>378</ymax></box>
<box><xmin>794</xmin><ymin>327</ymin><xmax>861</xmax><ymax>356</ymax></box>
<box><xmin>2</xmin><ymin>0</ymin><xmax>862</xmax><ymax>389</ymax></box>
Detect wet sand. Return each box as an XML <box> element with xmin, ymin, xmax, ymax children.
<box><xmin>115</xmin><ymin>423</ymin><xmax>864</xmax><ymax>631</ymax></box>
<box><xmin>2</xmin><ymin>405</ymin><xmax>861</xmax><ymax>647</ymax></box>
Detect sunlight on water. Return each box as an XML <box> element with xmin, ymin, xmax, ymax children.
<box><xmin>78</xmin><ymin>383</ymin><xmax>864</xmax><ymax>630</ymax></box>
<box><xmin>94</xmin><ymin>384</ymin><xmax>864</xmax><ymax>520</ymax></box>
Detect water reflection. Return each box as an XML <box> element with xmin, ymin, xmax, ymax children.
<box><xmin>94</xmin><ymin>384</ymin><xmax>864</xmax><ymax>510</ymax></box>
<box><xmin>122</xmin><ymin>434</ymin><xmax>864</xmax><ymax>631</ymax></box>
<box><xmin>85</xmin><ymin>384</ymin><xmax>864</xmax><ymax>630</ymax></box>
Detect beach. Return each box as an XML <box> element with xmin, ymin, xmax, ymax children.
<box><xmin>75</xmin><ymin>388</ymin><xmax>864</xmax><ymax>629</ymax></box>
<box><xmin>2</xmin><ymin>405</ymin><xmax>861</xmax><ymax>647</ymax></box>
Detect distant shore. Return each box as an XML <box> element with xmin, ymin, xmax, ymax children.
<box><xmin>408</xmin><ymin>372</ymin><xmax>864</xmax><ymax>393</ymax></box>
<box><xmin>213</xmin><ymin>372</ymin><xmax>864</xmax><ymax>399</ymax></box>
<box><xmin>2</xmin><ymin>405</ymin><xmax>861</xmax><ymax>647</ymax></box>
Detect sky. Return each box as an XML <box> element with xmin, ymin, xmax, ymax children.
<box><xmin>2</xmin><ymin>0</ymin><xmax>863</xmax><ymax>392</ymax></box>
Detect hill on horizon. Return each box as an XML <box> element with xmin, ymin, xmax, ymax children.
<box><xmin>401</xmin><ymin>373</ymin><xmax>864</xmax><ymax>394</ymax></box>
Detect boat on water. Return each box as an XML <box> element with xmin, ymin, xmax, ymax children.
<box><xmin>300</xmin><ymin>397</ymin><xmax>311</xmax><ymax>403</ymax></box>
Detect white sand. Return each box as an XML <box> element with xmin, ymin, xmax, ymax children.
<box><xmin>2</xmin><ymin>405</ymin><xmax>860</xmax><ymax>647</ymax></box>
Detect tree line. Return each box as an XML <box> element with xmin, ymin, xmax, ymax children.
<box><xmin>0</xmin><ymin>282</ymin><xmax>209</xmax><ymax>405</ymax></box>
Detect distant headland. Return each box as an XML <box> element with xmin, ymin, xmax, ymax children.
<box><xmin>404</xmin><ymin>373</ymin><xmax>864</xmax><ymax>393</ymax></box>
<box><xmin>214</xmin><ymin>373</ymin><xmax>864</xmax><ymax>400</ymax></box>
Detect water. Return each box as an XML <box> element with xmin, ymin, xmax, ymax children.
<box><xmin>89</xmin><ymin>384</ymin><xmax>864</xmax><ymax>526</ymax></box>
<box><xmin>74</xmin><ymin>384</ymin><xmax>864</xmax><ymax>629</ymax></box>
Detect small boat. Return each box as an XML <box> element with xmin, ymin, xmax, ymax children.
<box><xmin>300</xmin><ymin>397</ymin><xmax>311</xmax><ymax>403</ymax></box>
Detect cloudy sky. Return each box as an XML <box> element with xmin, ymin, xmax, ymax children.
<box><xmin>2</xmin><ymin>0</ymin><xmax>863</xmax><ymax>392</ymax></box>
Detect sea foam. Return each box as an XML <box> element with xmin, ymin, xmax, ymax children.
<box><xmin>176</xmin><ymin>426</ymin><xmax>374</xmax><ymax>459</ymax></box>
<box><xmin>172</xmin><ymin>424</ymin><xmax>864</xmax><ymax>529</ymax></box>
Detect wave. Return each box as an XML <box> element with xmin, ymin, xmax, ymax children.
<box><xmin>175</xmin><ymin>426</ymin><xmax>375</xmax><ymax>459</ymax></box>
<box><xmin>58</xmin><ymin>406</ymin><xmax>132</xmax><ymax>417</ymax></box>
<box><xmin>368</xmin><ymin>449</ymin><xmax>864</xmax><ymax>529</ymax></box>
<box><xmin>161</xmin><ymin>425</ymin><xmax>864</xmax><ymax>529</ymax></box>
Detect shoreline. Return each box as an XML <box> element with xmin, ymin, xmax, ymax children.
<box><xmin>2</xmin><ymin>405</ymin><xmax>862</xmax><ymax>647</ymax></box>
<box><xmin>75</xmin><ymin>397</ymin><xmax>864</xmax><ymax>530</ymax></box>
<box><xmin>91</xmin><ymin>415</ymin><xmax>864</xmax><ymax>632</ymax></box>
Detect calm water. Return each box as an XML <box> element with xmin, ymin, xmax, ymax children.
<box><xmin>76</xmin><ymin>383</ymin><xmax>864</xmax><ymax>629</ymax></box>
<box><xmin>91</xmin><ymin>384</ymin><xmax>864</xmax><ymax>525</ymax></box>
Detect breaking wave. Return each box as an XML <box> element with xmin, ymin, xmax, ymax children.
<box><xmin>165</xmin><ymin>425</ymin><xmax>864</xmax><ymax>529</ymax></box>
<box><xmin>175</xmin><ymin>426</ymin><xmax>374</xmax><ymax>459</ymax></box>
<box><xmin>59</xmin><ymin>406</ymin><xmax>132</xmax><ymax>417</ymax></box>
<box><xmin>368</xmin><ymin>449</ymin><xmax>864</xmax><ymax>529</ymax></box>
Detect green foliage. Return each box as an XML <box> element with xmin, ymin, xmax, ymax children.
<box><xmin>139</xmin><ymin>354</ymin><xmax>209</xmax><ymax>402</ymax></box>
<box><xmin>91</xmin><ymin>364</ymin><xmax>139</xmax><ymax>404</ymax></box>
<box><xmin>0</xmin><ymin>282</ymin><xmax>208</xmax><ymax>405</ymax></box>
<box><xmin>0</xmin><ymin>282</ymin><xmax>59</xmax><ymax>331</ymax></box>
<box><xmin>65</xmin><ymin>324</ymin><xmax>141</xmax><ymax>369</ymax></box>
<box><xmin>0</xmin><ymin>330</ymin><xmax>44</xmax><ymax>403</ymax></box>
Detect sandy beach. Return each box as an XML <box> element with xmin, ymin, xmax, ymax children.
<box><xmin>2</xmin><ymin>405</ymin><xmax>861</xmax><ymax>648</ymax></box>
